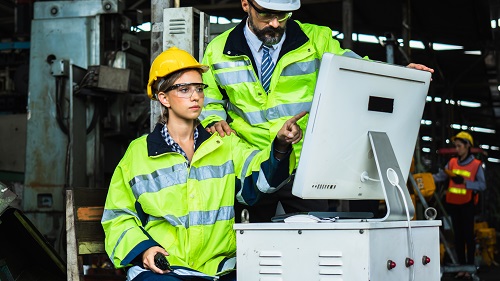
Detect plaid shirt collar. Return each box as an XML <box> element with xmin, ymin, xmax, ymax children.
<box><xmin>161</xmin><ymin>124</ymin><xmax>198</xmax><ymax>164</ymax></box>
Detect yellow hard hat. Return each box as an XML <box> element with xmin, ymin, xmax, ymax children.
<box><xmin>451</xmin><ymin>131</ymin><xmax>474</xmax><ymax>146</ymax></box>
<box><xmin>147</xmin><ymin>47</ymin><xmax>208</xmax><ymax>100</ymax></box>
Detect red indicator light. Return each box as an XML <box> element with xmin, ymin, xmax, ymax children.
<box><xmin>422</xmin><ymin>256</ymin><xmax>431</xmax><ymax>265</ymax></box>
<box><xmin>387</xmin><ymin>260</ymin><xmax>397</xmax><ymax>270</ymax></box>
<box><xmin>405</xmin><ymin>258</ymin><xmax>414</xmax><ymax>267</ymax></box>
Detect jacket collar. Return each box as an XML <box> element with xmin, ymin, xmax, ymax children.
<box><xmin>147</xmin><ymin>123</ymin><xmax>211</xmax><ymax>157</ymax></box>
<box><xmin>223</xmin><ymin>17</ymin><xmax>309</xmax><ymax>65</ymax></box>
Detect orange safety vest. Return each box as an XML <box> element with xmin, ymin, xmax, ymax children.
<box><xmin>445</xmin><ymin>157</ymin><xmax>481</xmax><ymax>205</ymax></box>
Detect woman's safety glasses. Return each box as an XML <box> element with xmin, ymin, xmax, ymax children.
<box><xmin>165</xmin><ymin>83</ymin><xmax>208</xmax><ymax>99</ymax></box>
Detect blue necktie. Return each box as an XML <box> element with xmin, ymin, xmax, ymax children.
<box><xmin>261</xmin><ymin>45</ymin><xmax>274</xmax><ymax>93</ymax></box>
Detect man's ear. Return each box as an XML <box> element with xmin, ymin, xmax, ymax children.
<box><xmin>241</xmin><ymin>0</ymin><xmax>249</xmax><ymax>13</ymax></box>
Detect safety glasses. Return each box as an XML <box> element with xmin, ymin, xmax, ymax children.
<box><xmin>248</xmin><ymin>0</ymin><xmax>292</xmax><ymax>23</ymax></box>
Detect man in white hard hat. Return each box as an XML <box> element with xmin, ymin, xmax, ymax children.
<box><xmin>200</xmin><ymin>0</ymin><xmax>434</xmax><ymax>222</ymax></box>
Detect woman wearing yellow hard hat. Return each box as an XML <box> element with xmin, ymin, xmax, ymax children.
<box><xmin>102</xmin><ymin>46</ymin><xmax>306</xmax><ymax>281</ymax></box>
<box><xmin>433</xmin><ymin>131</ymin><xmax>486</xmax><ymax>279</ymax></box>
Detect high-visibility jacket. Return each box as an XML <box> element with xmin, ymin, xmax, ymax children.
<box><xmin>200</xmin><ymin>18</ymin><xmax>364</xmax><ymax>165</ymax></box>
<box><xmin>101</xmin><ymin>123</ymin><xmax>294</xmax><ymax>276</ymax></box>
<box><xmin>446</xmin><ymin>157</ymin><xmax>481</xmax><ymax>205</ymax></box>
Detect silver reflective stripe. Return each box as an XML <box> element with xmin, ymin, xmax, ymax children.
<box><xmin>204</xmin><ymin>97</ymin><xmax>227</xmax><ymax>106</ymax></box>
<box><xmin>172</xmin><ymin>268</ymin><xmax>218</xmax><ymax>278</ymax></box>
<box><xmin>130</xmin><ymin>163</ymin><xmax>188</xmax><ymax>199</ymax></box>
<box><xmin>281</xmin><ymin>59</ymin><xmax>320</xmax><ymax>76</ymax></box>
<box><xmin>256</xmin><ymin>169</ymin><xmax>276</xmax><ymax>194</ymax></box>
<box><xmin>218</xmin><ymin>257</ymin><xmax>236</xmax><ymax>273</ymax></box>
<box><xmin>189</xmin><ymin>160</ymin><xmax>234</xmax><ymax>180</ymax></box>
<box><xmin>228</xmin><ymin>102</ymin><xmax>266</xmax><ymax>125</ymax></box>
<box><xmin>215</xmin><ymin>69</ymin><xmax>256</xmax><ymax>86</ymax></box>
<box><xmin>148</xmin><ymin>214</ymin><xmax>185</xmax><ymax>227</ymax></box>
<box><xmin>342</xmin><ymin>50</ymin><xmax>362</xmax><ymax>59</ymax></box>
<box><xmin>265</xmin><ymin>102</ymin><xmax>312</xmax><ymax>120</ymax></box>
<box><xmin>236</xmin><ymin>150</ymin><xmax>262</xmax><ymax>201</ymax></box>
<box><xmin>235</xmin><ymin>187</ymin><xmax>246</xmax><ymax>205</ymax></box>
<box><xmin>189</xmin><ymin>206</ymin><xmax>234</xmax><ymax>226</ymax></box>
<box><xmin>127</xmin><ymin>265</ymin><xmax>148</xmax><ymax>280</ymax></box>
<box><xmin>199</xmin><ymin>109</ymin><xmax>227</xmax><ymax>121</ymax></box>
<box><xmin>101</xmin><ymin>208</ymin><xmax>139</xmax><ymax>223</ymax></box>
<box><xmin>228</xmin><ymin>102</ymin><xmax>312</xmax><ymax>125</ymax></box>
<box><xmin>147</xmin><ymin>207</ymin><xmax>234</xmax><ymax>229</ymax></box>
<box><xmin>110</xmin><ymin>226</ymin><xmax>134</xmax><ymax>263</ymax></box>
<box><xmin>213</xmin><ymin>60</ymin><xmax>250</xmax><ymax>70</ymax></box>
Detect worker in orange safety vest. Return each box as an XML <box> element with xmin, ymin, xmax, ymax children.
<box><xmin>433</xmin><ymin>131</ymin><xmax>486</xmax><ymax>279</ymax></box>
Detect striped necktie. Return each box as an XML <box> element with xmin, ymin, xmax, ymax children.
<box><xmin>261</xmin><ymin>45</ymin><xmax>274</xmax><ymax>93</ymax></box>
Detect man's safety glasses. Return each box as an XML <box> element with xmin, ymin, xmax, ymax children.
<box><xmin>164</xmin><ymin>83</ymin><xmax>208</xmax><ymax>99</ymax></box>
<box><xmin>248</xmin><ymin>0</ymin><xmax>292</xmax><ymax>23</ymax></box>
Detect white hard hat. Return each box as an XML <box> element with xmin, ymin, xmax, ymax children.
<box><xmin>254</xmin><ymin>0</ymin><xmax>300</xmax><ymax>11</ymax></box>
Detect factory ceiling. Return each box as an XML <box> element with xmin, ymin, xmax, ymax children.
<box><xmin>1</xmin><ymin>0</ymin><xmax>499</xmax><ymax>167</ymax></box>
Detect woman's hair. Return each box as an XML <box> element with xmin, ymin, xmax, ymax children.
<box><xmin>154</xmin><ymin>68</ymin><xmax>204</xmax><ymax>124</ymax></box>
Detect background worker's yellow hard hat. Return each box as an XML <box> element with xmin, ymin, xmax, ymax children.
<box><xmin>147</xmin><ymin>47</ymin><xmax>208</xmax><ymax>100</ymax></box>
<box><xmin>451</xmin><ymin>131</ymin><xmax>474</xmax><ymax>146</ymax></box>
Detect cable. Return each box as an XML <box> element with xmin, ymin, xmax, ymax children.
<box><xmin>387</xmin><ymin>168</ymin><xmax>415</xmax><ymax>281</ymax></box>
<box><xmin>360</xmin><ymin>171</ymin><xmax>380</xmax><ymax>182</ymax></box>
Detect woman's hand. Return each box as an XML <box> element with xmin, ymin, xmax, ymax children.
<box><xmin>141</xmin><ymin>246</ymin><xmax>170</xmax><ymax>274</ymax></box>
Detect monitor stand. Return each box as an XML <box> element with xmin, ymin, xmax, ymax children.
<box><xmin>271</xmin><ymin>131</ymin><xmax>415</xmax><ymax>223</ymax></box>
<box><xmin>367</xmin><ymin>131</ymin><xmax>415</xmax><ymax>221</ymax></box>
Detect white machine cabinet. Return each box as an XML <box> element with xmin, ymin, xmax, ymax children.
<box><xmin>234</xmin><ymin>220</ymin><xmax>441</xmax><ymax>281</ymax></box>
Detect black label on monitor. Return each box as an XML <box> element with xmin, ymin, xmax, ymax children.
<box><xmin>368</xmin><ymin>96</ymin><xmax>394</xmax><ymax>113</ymax></box>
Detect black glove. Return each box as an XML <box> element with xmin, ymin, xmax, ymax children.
<box><xmin>451</xmin><ymin>175</ymin><xmax>464</xmax><ymax>184</ymax></box>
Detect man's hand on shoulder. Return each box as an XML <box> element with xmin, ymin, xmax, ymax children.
<box><xmin>406</xmin><ymin>63</ymin><xmax>434</xmax><ymax>74</ymax></box>
<box><xmin>205</xmin><ymin>120</ymin><xmax>235</xmax><ymax>137</ymax></box>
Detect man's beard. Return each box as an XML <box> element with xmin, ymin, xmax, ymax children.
<box><xmin>248</xmin><ymin>16</ymin><xmax>286</xmax><ymax>46</ymax></box>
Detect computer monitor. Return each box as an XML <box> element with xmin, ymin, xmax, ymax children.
<box><xmin>291</xmin><ymin>53</ymin><xmax>431</xmax><ymax>221</ymax></box>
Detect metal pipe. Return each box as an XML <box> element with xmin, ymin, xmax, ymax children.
<box><xmin>342</xmin><ymin>0</ymin><xmax>353</xmax><ymax>49</ymax></box>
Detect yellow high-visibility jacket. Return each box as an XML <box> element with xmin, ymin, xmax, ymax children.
<box><xmin>201</xmin><ymin>18</ymin><xmax>363</xmax><ymax>164</ymax></box>
<box><xmin>102</xmin><ymin>123</ymin><xmax>294</xmax><ymax>276</ymax></box>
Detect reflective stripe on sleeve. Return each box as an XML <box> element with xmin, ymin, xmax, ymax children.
<box><xmin>213</xmin><ymin>60</ymin><xmax>251</xmax><ymax>70</ymax></box>
<box><xmin>281</xmin><ymin>59</ymin><xmax>319</xmax><ymax>76</ymax></box>
<box><xmin>228</xmin><ymin>102</ymin><xmax>312</xmax><ymax>125</ymax></box>
<box><xmin>215</xmin><ymin>69</ymin><xmax>256</xmax><ymax>86</ymax></box>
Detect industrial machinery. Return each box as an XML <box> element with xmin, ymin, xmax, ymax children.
<box><xmin>21</xmin><ymin>0</ymin><xmax>149</xmax><ymax>257</ymax></box>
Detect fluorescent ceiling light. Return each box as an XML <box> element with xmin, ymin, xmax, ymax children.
<box><xmin>433</xmin><ymin>43</ymin><xmax>463</xmax><ymax>50</ymax></box>
<box><xmin>458</xmin><ymin>100</ymin><xmax>481</xmax><ymax>107</ymax></box>
<box><xmin>464</xmin><ymin>50</ymin><xmax>481</xmax><ymax>55</ymax></box>
<box><xmin>487</xmin><ymin>158</ymin><xmax>500</xmax><ymax>163</ymax></box>
<box><xmin>470</xmin><ymin>127</ymin><xmax>496</xmax><ymax>134</ymax></box>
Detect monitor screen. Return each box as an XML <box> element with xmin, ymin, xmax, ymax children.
<box><xmin>292</xmin><ymin>54</ymin><xmax>431</xmax><ymax>206</ymax></box>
